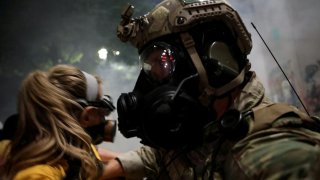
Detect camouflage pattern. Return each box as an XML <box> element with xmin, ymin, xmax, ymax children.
<box><xmin>117</xmin><ymin>0</ymin><xmax>252</xmax><ymax>54</ymax></box>
<box><xmin>116</xmin><ymin>0</ymin><xmax>320</xmax><ymax>179</ymax></box>
<box><xmin>117</xmin><ymin>73</ymin><xmax>320</xmax><ymax>179</ymax></box>
<box><xmin>224</xmin><ymin>128</ymin><xmax>320</xmax><ymax>179</ymax></box>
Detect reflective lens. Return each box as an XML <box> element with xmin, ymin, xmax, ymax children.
<box><xmin>140</xmin><ymin>42</ymin><xmax>177</xmax><ymax>82</ymax></box>
<box><xmin>208</xmin><ymin>41</ymin><xmax>239</xmax><ymax>73</ymax></box>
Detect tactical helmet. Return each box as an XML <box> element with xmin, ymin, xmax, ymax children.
<box><xmin>117</xmin><ymin>0</ymin><xmax>252</xmax><ymax>55</ymax></box>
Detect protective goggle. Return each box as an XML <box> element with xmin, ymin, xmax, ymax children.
<box><xmin>77</xmin><ymin>95</ymin><xmax>115</xmax><ymax>116</ymax></box>
<box><xmin>139</xmin><ymin>42</ymin><xmax>177</xmax><ymax>83</ymax></box>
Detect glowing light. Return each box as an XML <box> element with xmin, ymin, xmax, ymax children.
<box><xmin>113</xmin><ymin>50</ymin><xmax>120</xmax><ymax>56</ymax></box>
<box><xmin>98</xmin><ymin>48</ymin><xmax>108</xmax><ymax>60</ymax></box>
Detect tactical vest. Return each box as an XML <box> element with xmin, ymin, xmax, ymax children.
<box><xmin>208</xmin><ymin>103</ymin><xmax>320</xmax><ymax>180</ymax></box>
<box><xmin>249</xmin><ymin>103</ymin><xmax>320</xmax><ymax>134</ymax></box>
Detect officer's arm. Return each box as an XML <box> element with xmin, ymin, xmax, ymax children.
<box><xmin>97</xmin><ymin>147</ymin><xmax>121</xmax><ymax>163</ymax></box>
<box><xmin>100</xmin><ymin>158</ymin><xmax>125</xmax><ymax>179</ymax></box>
<box><xmin>101</xmin><ymin>146</ymin><xmax>159</xmax><ymax>179</ymax></box>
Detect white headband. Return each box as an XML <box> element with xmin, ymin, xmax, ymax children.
<box><xmin>82</xmin><ymin>71</ymin><xmax>99</xmax><ymax>101</ymax></box>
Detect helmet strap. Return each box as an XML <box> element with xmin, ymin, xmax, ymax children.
<box><xmin>180</xmin><ymin>32</ymin><xmax>250</xmax><ymax>106</ymax></box>
<box><xmin>213</xmin><ymin>62</ymin><xmax>250</xmax><ymax>96</ymax></box>
<box><xmin>180</xmin><ymin>32</ymin><xmax>214</xmax><ymax>106</ymax></box>
<box><xmin>180</xmin><ymin>32</ymin><xmax>210</xmax><ymax>91</ymax></box>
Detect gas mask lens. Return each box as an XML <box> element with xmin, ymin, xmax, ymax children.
<box><xmin>140</xmin><ymin>42</ymin><xmax>177</xmax><ymax>82</ymax></box>
<box><xmin>208</xmin><ymin>41</ymin><xmax>239</xmax><ymax>73</ymax></box>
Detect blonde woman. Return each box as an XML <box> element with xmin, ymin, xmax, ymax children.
<box><xmin>0</xmin><ymin>64</ymin><xmax>117</xmax><ymax>179</ymax></box>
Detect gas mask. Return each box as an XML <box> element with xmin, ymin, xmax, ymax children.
<box><xmin>117</xmin><ymin>29</ymin><xmax>251</xmax><ymax>149</ymax></box>
<box><xmin>79</xmin><ymin>71</ymin><xmax>117</xmax><ymax>145</ymax></box>
<box><xmin>85</xmin><ymin>117</ymin><xmax>117</xmax><ymax>145</ymax></box>
<box><xmin>117</xmin><ymin>41</ymin><xmax>213</xmax><ymax>149</ymax></box>
<box><xmin>77</xmin><ymin>95</ymin><xmax>117</xmax><ymax>145</ymax></box>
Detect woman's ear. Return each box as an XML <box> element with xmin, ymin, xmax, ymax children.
<box><xmin>79</xmin><ymin>106</ymin><xmax>102</xmax><ymax>128</ymax></box>
<box><xmin>79</xmin><ymin>106</ymin><xmax>95</xmax><ymax>128</ymax></box>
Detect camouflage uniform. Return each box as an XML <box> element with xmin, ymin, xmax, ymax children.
<box><xmin>117</xmin><ymin>72</ymin><xmax>320</xmax><ymax>180</ymax></box>
<box><xmin>115</xmin><ymin>0</ymin><xmax>320</xmax><ymax>179</ymax></box>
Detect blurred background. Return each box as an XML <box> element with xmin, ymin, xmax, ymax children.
<box><xmin>0</xmin><ymin>0</ymin><xmax>319</xmax><ymax>152</ymax></box>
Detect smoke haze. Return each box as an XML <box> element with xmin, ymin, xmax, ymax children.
<box><xmin>99</xmin><ymin>0</ymin><xmax>320</xmax><ymax>151</ymax></box>
<box><xmin>1</xmin><ymin>0</ymin><xmax>319</xmax><ymax>152</ymax></box>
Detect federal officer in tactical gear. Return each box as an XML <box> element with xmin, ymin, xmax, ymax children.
<box><xmin>101</xmin><ymin>0</ymin><xmax>320</xmax><ymax>179</ymax></box>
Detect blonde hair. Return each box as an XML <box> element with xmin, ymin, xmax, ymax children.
<box><xmin>1</xmin><ymin>64</ymin><xmax>100</xmax><ymax>179</ymax></box>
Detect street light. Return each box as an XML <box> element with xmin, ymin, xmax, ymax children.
<box><xmin>98</xmin><ymin>48</ymin><xmax>108</xmax><ymax>61</ymax></box>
